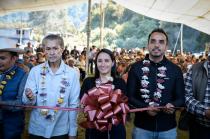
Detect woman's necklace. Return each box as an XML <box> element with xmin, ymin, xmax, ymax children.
<box><xmin>95</xmin><ymin>76</ymin><xmax>114</xmax><ymax>86</ymax></box>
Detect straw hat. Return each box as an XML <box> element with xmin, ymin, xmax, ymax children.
<box><xmin>0</xmin><ymin>37</ymin><xmax>25</xmax><ymax>54</ymax></box>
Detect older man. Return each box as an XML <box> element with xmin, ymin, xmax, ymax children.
<box><xmin>22</xmin><ymin>34</ymin><xmax>80</xmax><ymax>139</ymax></box>
<box><xmin>0</xmin><ymin>37</ymin><xmax>27</xmax><ymax>139</ymax></box>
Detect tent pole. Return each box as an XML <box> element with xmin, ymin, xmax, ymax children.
<box><xmin>19</xmin><ymin>13</ymin><xmax>23</xmax><ymax>45</ymax></box>
<box><xmin>86</xmin><ymin>0</ymin><xmax>92</xmax><ymax>75</ymax></box>
<box><xmin>180</xmin><ymin>23</ymin><xmax>183</xmax><ymax>55</ymax></box>
<box><xmin>172</xmin><ymin>24</ymin><xmax>182</xmax><ymax>56</ymax></box>
<box><xmin>100</xmin><ymin>0</ymin><xmax>105</xmax><ymax>49</ymax></box>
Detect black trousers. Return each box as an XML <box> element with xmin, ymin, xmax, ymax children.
<box><xmin>88</xmin><ymin>59</ymin><xmax>94</xmax><ymax>74</ymax></box>
<box><xmin>29</xmin><ymin>134</ymin><xmax>68</xmax><ymax>139</ymax></box>
<box><xmin>189</xmin><ymin>121</ymin><xmax>210</xmax><ymax>139</ymax></box>
<box><xmin>85</xmin><ymin>123</ymin><xmax>126</xmax><ymax>139</ymax></box>
<box><xmin>0</xmin><ymin>123</ymin><xmax>21</xmax><ymax>139</ymax></box>
<box><xmin>79</xmin><ymin>68</ymin><xmax>86</xmax><ymax>81</ymax></box>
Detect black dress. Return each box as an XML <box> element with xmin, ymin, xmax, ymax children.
<box><xmin>80</xmin><ymin>77</ymin><xmax>127</xmax><ymax>139</ymax></box>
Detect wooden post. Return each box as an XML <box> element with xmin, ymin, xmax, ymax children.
<box><xmin>86</xmin><ymin>0</ymin><xmax>92</xmax><ymax>75</ymax></box>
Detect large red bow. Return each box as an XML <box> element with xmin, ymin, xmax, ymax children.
<box><xmin>80</xmin><ymin>84</ymin><xmax>129</xmax><ymax>131</ymax></box>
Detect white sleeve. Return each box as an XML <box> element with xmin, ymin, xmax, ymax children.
<box><xmin>68</xmin><ymin>70</ymin><xmax>80</xmax><ymax>136</ymax></box>
<box><xmin>22</xmin><ymin>67</ymin><xmax>38</xmax><ymax>105</ymax></box>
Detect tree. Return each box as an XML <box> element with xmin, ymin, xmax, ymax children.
<box><xmin>28</xmin><ymin>10</ymin><xmax>50</xmax><ymax>35</ymax></box>
<box><xmin>28</xmin><ymin>9</ymin><xmax>77</xmax><ymax>36</ymax></box>
<box><xmin>88</xmin><ymin>1</ymin><xmax>210</xmax><ymax>51</ymax></box>
<box><xmin>195</xmin><ymin>32</ymin><xmax>210</xmax><ymax>51</ymax></box>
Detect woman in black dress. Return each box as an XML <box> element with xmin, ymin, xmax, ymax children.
<box><xmin>80</xmin><ymin>48</ymin><xmax>127</xmax><ymax>139</ymax></box>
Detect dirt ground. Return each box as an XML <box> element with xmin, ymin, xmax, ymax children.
<box><xmin>22</xmin><ymin>111</ymin><xmax>189</xmax><ymax>139</ymax></box>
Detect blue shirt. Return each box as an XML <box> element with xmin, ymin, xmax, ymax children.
<box><xmin>0</xmin><ymin>65</ymin><xmax>27</xmax><ymax>121</ymax></box>
<box><xmin>22</xmin><ymin>60</ymin><xmax>80</xmax><ymax>138</ymax></box>
<box><xmin>0</xmin><ymin>65</ymin><xmax>27</xmax><ymax>138</ymax></box>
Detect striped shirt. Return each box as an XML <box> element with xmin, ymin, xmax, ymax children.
<box><xmin>185</xmin><ymin>63</ymin><xmax>210</xmax><ymax>127</ymax></box>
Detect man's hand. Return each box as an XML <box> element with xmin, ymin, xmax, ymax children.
<box><xmin>25</xmin><ymin>88</ymin><xmax>35</xmax><ymax>101</ymax></box>
<box><xmin>69</xmin><ymin>136</ymin><xmax>77</xmax><ymax>139</ymax></box>
<box><xmin>147</xmin><ymin>106</ymin><xmax>160</xmax><ymax>116</ymax></box>
<box><xmin>163</xmin><ymin>103</ymin><xmax>175</xmax><ymax>114</ymax></box>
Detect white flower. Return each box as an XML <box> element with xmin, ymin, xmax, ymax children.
<box><xmin>149</xmin><ymin>102</ymin><xmax>155</xmax><ymax>106</ymax></box>
<box><xmin>60</xmin><ymin>83</ymin><xmax>66</xmax><ymax>88</ymax></box>
<box><xmin>154</xmin><ymin>92</ymin><xmax>162</xmax><ymax>98</ymax></box>
<box><xmin>95</xmin><ymin>79</ymin><xmax>101</xmax><ymax>86</ymax></box>
<box><xmin>40</xmin><ymin>85</ymin><xmax>46</xmax><ymax>89</ymax></box>
<box><xmin>141</xmin><ymin>94</ymin><xmax>150</xmax><ymax>98</ymax></box>
<box><xmin>158</xmin><ymin>66</ymin><xmax>167</xmax><ymax>71</ymax></box>
<box><xmin>140</xmin><ymin>61</ymin><xmax>166</xmax><ymax>105</ymax></box>
<box><xmin>112</xmin><ymin>85</ymin><xmax>115</xmax><ymax>89</ymax></box>
<box><xmin>41</xmin><ymin>98</ymin><xmax>47</xmax><ymax>103</ymax></box>
<box><xmin>40</xmin><ymin>109</ymin><xmax>48</xmax><ymax>114</ymax></box>
<box><xmin>106</xmin><ymin>76</ymin><xmax>113</xmax><ymax>82</ymax></box>
<box><xmin>42</xmin><ymin>76</ymin><xmax>46</xmax><ymax>79</ymax></box>
<box><xmin>140</xmin><ymin>89</ymin><xmax>150</xmax><ymax>93</ymax></box>
<box><xmin>60</xmin><ymin>93</ymin><xmax>65</xmax><ymax>98</ymax></box>
<box><xmin>142</xmin><ymin>75</ymin><xmax>148</xmax><ymax>80</ymax></box>
<box><xmin>145</xmin><ymin>99</ymin><xmax>150</xmax><ymax>103</ymax></box>
<box><xmin>142</xmin><ymin>67</ymin><xmax>149</xmax><ymax>72</ymax></box>
<box><xmin>143</xmin><ymin>60</ymin><xmax>150</xmax><ymax>64</ymax></box>
<box><xmin>157</xmin><ymin>83</ymin><xmax>165</xmax><ymax>89</ymax></box>
<box><xmin>149</xmin><ymin>102</ymin><xmax>159</xmax><ymax>106</ymax></box>
<box><xmin>141</xmin><ymin>80</ymin><xmax>149</xmax><ymax>87</ymax></box>
<box><xmin>62</xmin><ymin>75</ymin><xmax>67</xmax><ymax>80</ymax></box>
<box><xmin>157</xmin><ymin>73</ymin><xmax>166</xmax><ymax>78</ymax></box>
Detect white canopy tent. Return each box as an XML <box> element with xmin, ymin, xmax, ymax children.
<box><xmin>114</xmin><ymin>0</ymin><xmax>210</xmax><ymax>35</ymax></box>
<box><xmin>0</xmin><ymin>0</ymin><xmax>86</xmax><ymax>15</ymax></box>
<box><xmin>0</xmin><ymin>0</ymin><xmax>210</xmax><ymax>35</ymax></box>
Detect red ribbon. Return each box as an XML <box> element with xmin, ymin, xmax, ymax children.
<box><xmin>80</xmin><ymin>84</ymin><xmax>130</xmax><ymax>131</ymax></box>
<box><xmin>0</xmin><ymin>104</ymin><xmax>82</xmax><ymax>111</ymax></box>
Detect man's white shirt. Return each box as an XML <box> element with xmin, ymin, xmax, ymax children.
<box><xmin>22</xmin><ymin>60</ymin><xmax>80</xmax><ymax>138</ymax></box>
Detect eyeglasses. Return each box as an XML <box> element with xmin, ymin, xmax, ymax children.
<box><xmin>23</xmin><ymin>57</ymin><xmax>30</xmax><ymax>59</ymax></box>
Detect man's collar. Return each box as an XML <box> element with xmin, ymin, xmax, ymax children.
<box><xmin>45</xmin><ymin>60</ymin><xmax>66</xmax><ymax>75</ymax></box>
<box><xmin>145</xmin><ymin>54</ymin><xmax>167</xmax><ymax>65</ymax></box>
<box><xmin>0</xmin><ymin>65</ymin><xmax>17</xmax><ymax>75</ymax></box>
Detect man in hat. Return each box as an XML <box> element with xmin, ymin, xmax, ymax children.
<box><xmin>0</xmin><ymin>37</ymin><xmax>28</xmax><ymax>139</ymax></box>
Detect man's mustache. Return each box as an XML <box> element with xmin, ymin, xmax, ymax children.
<box><xmin>152</xmin><ymin>48</ymin><xmax>161</xmax><ymax>51</ymax></box>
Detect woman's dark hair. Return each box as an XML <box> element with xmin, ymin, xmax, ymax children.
<box><xmin>94</xmin><ymin>48</ymin><xmax>116</xmax><ymax>79</ymax></box>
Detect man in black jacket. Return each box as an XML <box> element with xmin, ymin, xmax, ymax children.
<box><xmin>127</xmin><ymin>28</ymin><xmax>185</xmax><ymax>139</ymax></box>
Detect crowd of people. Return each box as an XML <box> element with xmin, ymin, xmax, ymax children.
<box><xmin>0</xmin><ymin>28</ymin><xmax>210</xmax><ymax>139</ymax></box>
